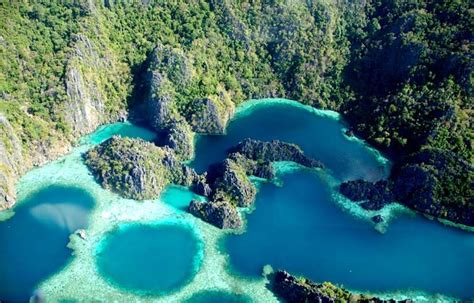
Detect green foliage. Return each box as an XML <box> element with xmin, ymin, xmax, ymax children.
<box><xmin>0</xmin><ymin>0</ymin><xmax>472</xmax><ymax>215</ymax></box>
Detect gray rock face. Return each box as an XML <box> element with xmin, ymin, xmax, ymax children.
<box><xmin>188</xmin><ymin>96</ymin><xmax>235</xmax><ymax>135</ymax></box>
<box><xmin>84</xmin><ymin>137</ymin><xmax>197</xmax><ymax>200</ymax></box>
<box><xmin>63</xmin><ymin>34</ymin><xmax>125</xmax><ymax>137</ymax></box>
<box><xmin>231</xmin><ymin>139</ymin><xmax>323</xmax><ymax>169</ymax></box>
<box><xmin>162</xmin><ymin>119</ymin><xmax>195</xmax><ymax>161</ymax></box>
<box><xmin>188</xmin><ymin>200</ymin><xmax>242</xmax><ymax>229</ymax></box>
<box><xmin>0</xmin><ymin>115</ymin><xmax>23</xmax><ymax>210</ymax></box>
<box><xmin>145</xmin><ymin>71</ymin><xmax>178</xmax><ymax>131</ymax></box>
<box><xmin>208</xmin><ymin>159</ymin><xmax>257</xmax><ymax>207</ymax></box>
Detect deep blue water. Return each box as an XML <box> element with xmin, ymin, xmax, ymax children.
<box><xmin>191</xmin><ymin>101</ymin><xmax>388</xmax><ymax>182</ymax></box>
<box><xmin>0</xmin><ymin>100</ymin><xmax>473</xmax><ymax>301</ymax></box>
<box><xmin>185</xmin><ymin>290</ymin><xmax>253</xmax><ymax>303</ymax></box>
<box><xmin>0</xmin><ymin>186</ymin><xmax>95</xmax><ymax>302</ymax></box>
<box><xmin>95</xmin><ymin>223</ymin><xmax>202</xmax><ymax>294</ymax></box>
<box><xmin>222</xmin><ymin>170</ymin><xmax>474</xmax><ymax>299</ymax></box>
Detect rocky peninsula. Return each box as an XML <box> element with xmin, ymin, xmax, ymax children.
<box><xmin>271</xmin><ymin>270</ymin><xmax>413</xmax><ymax>303</ymax></box>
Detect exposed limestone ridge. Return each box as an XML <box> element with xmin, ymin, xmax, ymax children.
<box><xmin>84</xmin><ymin>136</ymin><xmax>198</xmax><ymax>200</ymax></box>
<box><xmin>230</xmin><ymin>138</ymin><xmax>324</xmax><ymax>169</ymax></box>
<box><xmin>0</xmin><ymin>115</ymin><xmax>23</xmax><ymax>210</ymax></box>
<box><xmin>188</xmin><ymin>199</ymin><xmax>242</xmax><ymax>229</ymax></box>
<box><xmin>188</xmin><ymin>88</ymin><xmax>235</xmax><ymax>135</ymax></box>
<box><xmin>188</xmin><ymin>139</ymin><xmax>323</xmax><ymax>229</ymax></box>
<box><xmin>63</xmin><ymin>33</ymin><xmax>128</xmax><ymax>137</ymax></box>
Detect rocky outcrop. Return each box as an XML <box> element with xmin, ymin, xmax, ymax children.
<box><xmin>144</xmin><ymin>45</ymin><xmax>195</xmax><ymax>160</ymax></box>
<box><xmin>392</xmin><ymin>148</ymin><xmax>474</xmax><ymax>226</ymax></box>
<box><xmin>0</xmin><ymin>115</ymin><xmax>23</xmax><ymax>210</ymax></box>
<box><xmin>84</xmin><ymin>136</ymin><xmax>198</xmax><ymax>200</ymax></box>
<box><xmin>339</xmin><ymin>180</ymin><xmax>394</xmax><ymax>211</ymax></box>
<box><xmin>207</xmin><ymin>159</ymin><xmax>257</xmax><ymax>207</ymax></box>
<box><xmin>230</xmin><ymin>139</ymin><xmax>324</xmax><ymax>169</ymax></box>
<box><xmin>188</xmin><ymin>92</ymin><xmax>235</xmax><ymax>135</ymax></box>
<box><xmin>161</xmin><ymin>119</ymin><xmax>195</xmax><ymax>161</ymax></box>
<box><xmin>63</xmin><ymin>34</ymin><xmax>127</xmax><ymax>137</ymax></box>
<box><xmin>340</xmin><ymin>148</ymin><xmax>474</xmax><ymax>226</ymax></box>
<box><xmin>271</xmin><ymin>270</ymin><xmax>413</xmax><ymax>303</ymax></box>
<box><xmin>188</xmin><ymin>199</ymin><xmax>242</xmax><ymax>229</ymax></box>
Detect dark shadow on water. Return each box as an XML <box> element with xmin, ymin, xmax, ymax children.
<box><xmin>0</xmin><ymin>185</ymin><xmax>95</xmax><ymax>303</ymax></box>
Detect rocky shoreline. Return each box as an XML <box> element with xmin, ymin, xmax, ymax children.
<box><xmin>340</xmin><ymin>148</ymin><xmax>474</xmax><ymax>227</ymax></box>
<box><xmin>188</xmin><ymin>139</ymin><xmax>323</xmax><ymax>229</ymax></box>
<box><xmin>270</xmin><ymin>270</ymin><xmax>413</xmax><ymax>303</ymax></box>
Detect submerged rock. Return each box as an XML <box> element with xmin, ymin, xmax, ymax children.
<box><xmin>372</xmin><ymin>215</ymin><xmax>384</xmax><ymax>223</ymax></box>
<box><xmin>230</xmin><ymin>139</ymin><xmax>323</xmax><ymax>169</ymax></box>
<box><xmin>188</xmin><ymin>200</ymin><xmax>242</xmax><ymax>229</ymax></box>
<box><xmin>84</xmin><ymin>136</ymin><xmax>197</xmax><ymax>200</ymax></box>
<box><xmin>271</xmin><ymin>270</ymin><xmax>412</xmax><ymax>303</ymax></box>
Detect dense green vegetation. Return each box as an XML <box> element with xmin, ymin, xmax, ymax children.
<box><xmin>0</xmin><ymin>0</ymin><xmax>472</xmax><ymax>222</ymax></box>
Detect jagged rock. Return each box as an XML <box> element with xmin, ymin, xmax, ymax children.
<box><xmin>0</xmin><ymin>115</ymin><xmax>23</xmax><ymax>211</ymax></box>
<box><xmin>64</xmin><ymin>34</ymin><xmax>127</xmax><ymax>136</ymax></box>
<box><xmin>228</xmin><ymin>152</ymin><xmax>275</xmax><ymax>179</ymax></box>
<box><xmin>193</xmin><ymin>176</ymin><xmax>212</xmax><ymax>197</ymax></box>
<box><xmin>149</xmin><ymin>43</ymin><xmax>192</xmax><ymax>86</ymax></box>
<box><xmin>230</xmin><ymin>139</ymin><xmax>323</xmax><ymax>169</ymax></box>
<box><xmin>188</xmin><ymin>199</ymin><xmax>242</xmax><ymax>229</ymax></box>
<box><xmin>145</xmin><ymin>71</ymin><xmax>180</xmax><ymax>131</ymax></box>
<box><xmin>392</xmin><ymin>148</ymin><xmax>474</xmax><ymax>226</ymax></box>
<box><xmin>188</xmin><ymin>92</ymin><xmax>235</xmax><ymax>135</ymax></box>
<box><xmin>340</xmin><ymin>180</ymin><xmax>393</xmax><ymax>211</ymax></box>
<box><xmin>271</xmin><ymin>270</ymin><xmax>412</xmax><ymax>303</ymax></box>
<box><xmin>161</xmin><ymin>119</ymin><xmax>195</xmax><ymax>161</ymax></box>
<box><xmin>84</xmin><ymin>136</ymin><xmax>197</xmax><ymax>200</ymax></box>
<box><xmin>208</xmin><ymin>159</ymin><xmax>257</xmax><ymax>207</ymax></box>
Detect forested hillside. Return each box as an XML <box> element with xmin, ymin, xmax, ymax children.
<box><xmin>0</xmin><ymin>0</ymin><xmax>472</xmax><ymax>224</ymax></box>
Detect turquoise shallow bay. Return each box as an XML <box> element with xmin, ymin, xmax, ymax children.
<box><xmin>0</xmin><ymin>99</ymin><xmax>472</xmax><ymax>302</ymax></box>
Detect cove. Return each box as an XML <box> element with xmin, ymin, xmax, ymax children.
<box><xmin>191</xmin><ymin>99</ymin><xmax>389</xmax><ymax>182</ymax></box>
<box><xmin>95</xmin><ymin>222</ymin><xmax>202</xmax><ymax>295</ymax></box>
<box><xmin>0</xmin><ymin>186</ymin><xmax>95</xmax><ymax>302</ymax></box>
<box><xmin>188</xmin><ymin>99</ymin><xmax>474</xmax><ymax>299</ymax></box>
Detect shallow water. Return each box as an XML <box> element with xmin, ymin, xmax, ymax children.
<box><xmin>95</xmin><ymin>222</ymin><xmax>202</xmax><ymax>294</ymax></box>
<box><xmin>0</xmin><ymin>123</ymin><xmax>156</xmax><ymax>302</ymax></box>
<box><xmin>0</xmin><ymin>99</ymin><xmax>472</xmax><ymax>302</ymax></box>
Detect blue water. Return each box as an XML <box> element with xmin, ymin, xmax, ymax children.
<box><xmin>0</xmin><ymin>100</ymin><xmax>473</xmax><ymax>301</ymax></box>
<box><xmin>185</xmin><ymin>290</ymin><xmax>253</xmax><ymax>303</ymax></box>
<box><xmin>0</xmin><ymin>186</ymin><xmax>95</xmax><ymax>302</ymax></box>
<box><xmin>191</xmin><ymin>101</ymin><xmax>388</xmax><ymax>182</ymax></box>
<box><xmin>161</xmin><ymin>185</ymin><xmax>206</xmax><ymax>211</ymax></box>
<box><xmin>0</xmin><ymin>123</ymin><xmax>156</xmax><ymax>302</ymax></box>
<box><xmin>223</xmin><ymin>170</ymin><xmax>474</xmax><ymax>299</ymax></box>
<box><xmin>82</xmin><ymin>121</ymin><xmax>156</xmax><ymax>145</ymax></box>
<box><xmin>95</xmin><ymin>222</ymin><xmax>202</xmax><ymax>294</ymax></box>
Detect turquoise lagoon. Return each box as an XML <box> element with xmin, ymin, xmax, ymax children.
<box><xmin>95</xmin><ymin>222</ymin><xmax>202</xmax><ymax>295</ymax></box>
<box><xmin>0</xmin><ymin>99</ymin><xmax>472</xmax><ymax>302</ymax></box>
